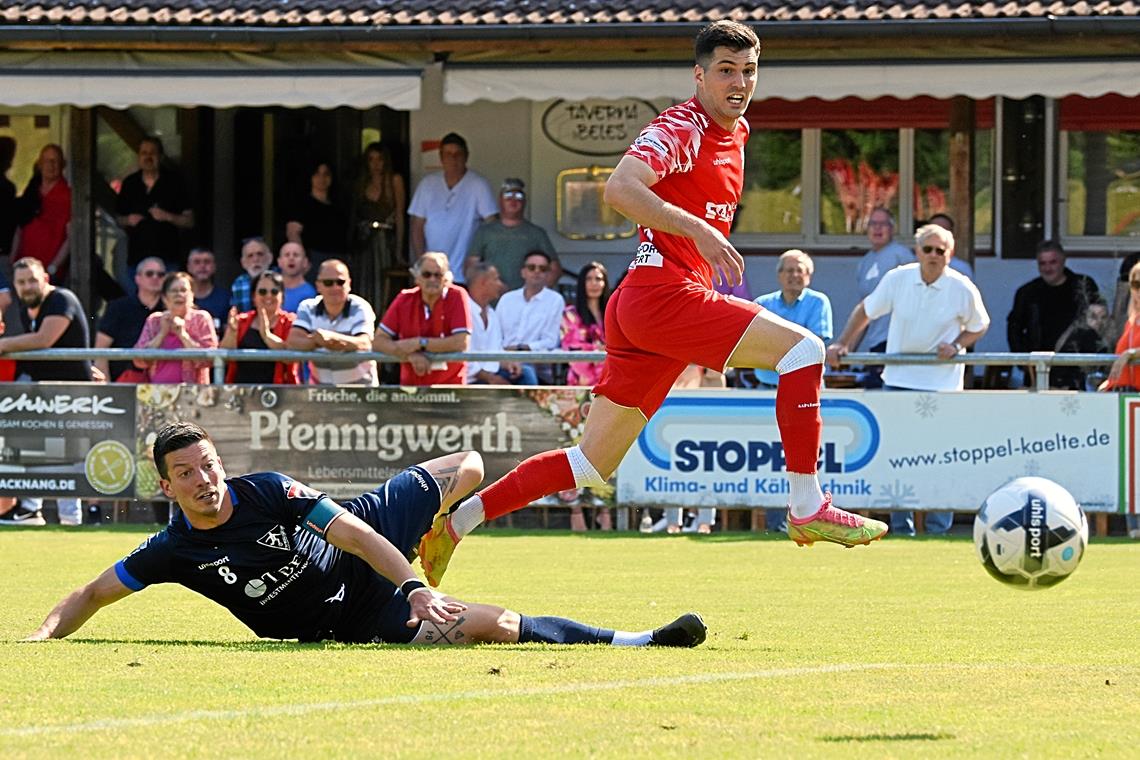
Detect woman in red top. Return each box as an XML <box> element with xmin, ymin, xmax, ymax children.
<box><xmin>220</xmin><ymin>271</ymin><xmax>300</xmax><ymax>384</ymax></box>
<box><xmin>12</xmin><ymin>144</ymin><xmax>71</xmax><ymax>282</ymax></box>
<box><xmin>1102</xmin><ymin>261</ymin><xmax>1140</xmax><ymax>392</ymax></box>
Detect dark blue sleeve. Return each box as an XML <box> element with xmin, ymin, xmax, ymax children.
<box><xmin>241</xmin><ymin>472</ymin><xmax>328</xmax><ymax>526</ymax></box>
<box><xmin>116</xmin><ymin>531</ymin><xmax>175</xmax><ymax>591</ymax></box>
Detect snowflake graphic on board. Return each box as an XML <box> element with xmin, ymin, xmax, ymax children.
<box><xmin>914</xmin><ymin>394</ymin><xmax>938</xmax><ymax>418</ymax></box>
<box><xmin>1023</xmin><ymin>459</ymin><xmax>1042</xmax><ymax>476</ymax></box>
<box><xmin>1059</xmin><ymin>396</ymin><xmax>1081</xmax><ymax>417</ymax></box>
<box><xmin>874</xmin><ymin>480</ymin><xmax>920</xmax><ymax>509</ymax></box>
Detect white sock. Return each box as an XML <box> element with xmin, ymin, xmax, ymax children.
<box><xmin>448</xmin><ymin>494</ymin><xmax>485</xmax><ymax>540</ymax></box>
<box><xmin>610</xmin><ymin>630</ymin><xmax>653</xmax><ymax>647</ymax></box>
<box><xmin>787</xmin><ymin>473</ymin><xmax>825</xmax><ymax>519</ymax></box>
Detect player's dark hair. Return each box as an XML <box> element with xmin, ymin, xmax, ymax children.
<box><xmin>694</xmin><ymin>20</ymin><xmax>761</xmax><ymax>68</ymax></box>
<box><xmin>153</xmin><ymin>422</ymin><xmax>212</xmax><ymax>479</ymax></box>
<box><xmin>574</xmin><ymin>261</ymin><xmax>610</xmax><ymax>329</ymax></box>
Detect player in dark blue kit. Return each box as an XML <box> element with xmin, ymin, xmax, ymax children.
<box><xmin>27</xmin><ymin>422</ymin><xmax>705</xmax><ymax>647</ymax></box>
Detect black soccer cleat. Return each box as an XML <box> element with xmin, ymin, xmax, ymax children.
<box><xmin>650</xmin><ymin>612</ymin><xmax>707</xmax><ymax>648</ymax></box>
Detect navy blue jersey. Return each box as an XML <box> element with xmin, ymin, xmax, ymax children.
<box><xmin>115</xmin><ymin>469</ymin><xmax>442</xmax><ymax>643</ymax></box>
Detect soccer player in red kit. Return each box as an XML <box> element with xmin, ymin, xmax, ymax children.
<box><xmin>419</xmin><ymin>20</ymin><xmax>887</xmax><ymax>585</ymax></box>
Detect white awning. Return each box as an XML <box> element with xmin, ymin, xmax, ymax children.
<box><xmin>445</xmin><ymin>59</ymin><xmax>1140</xmax><ymax>104</ymax></box>
<box><xmin>0</xmin><ymin>51</ymin><xmax>423</xmax><ymax>110</ymax></box>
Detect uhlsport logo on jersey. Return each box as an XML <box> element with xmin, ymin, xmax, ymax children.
<box><xmin>635</xmin><ymin>397</ymin><xmax>879</xmax><ymax>475</ymax></box>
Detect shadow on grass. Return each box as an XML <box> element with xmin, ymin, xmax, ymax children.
<box><xmin>821</xmin><ymin>732</ymin><xmax>954</xmax><ymax>743</ymax></box>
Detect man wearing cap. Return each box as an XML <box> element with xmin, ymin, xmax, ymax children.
<box><xmin>408</xmin><ymin>133</ymin><xmax>497</xmax><ymax>285</ymax></box>
<box><xmin>465</xmin><ymin>178</ymin><xmax>556</xmax><ymax>291</ymax></box>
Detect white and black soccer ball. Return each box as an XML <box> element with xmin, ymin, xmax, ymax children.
<box><xmin>973</xmin><ymin>477</ymin><xmax>1088</xmax><ymax>590</ymax></box>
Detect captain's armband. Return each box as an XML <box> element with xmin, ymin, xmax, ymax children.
<box><xmin>301</xmin><ymin>496</ymin><xmax>346</xmax><ymax>537</ymax></box>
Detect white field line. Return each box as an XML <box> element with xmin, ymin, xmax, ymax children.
<box><xmin>5</xmin><ymin>662</ymin><xmax>907</xmax><ymax>737</ymax></box>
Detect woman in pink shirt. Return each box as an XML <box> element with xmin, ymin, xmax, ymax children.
<box><xmin>134</xmin><ymin>272</ymin><xmax>218</xmax><ymax>383</ymax></box>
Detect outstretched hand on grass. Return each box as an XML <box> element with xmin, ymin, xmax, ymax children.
<box><xmin>406</xmin><ymin>589</ymin><xmax>466</xmax><ymax>628</ymax></box>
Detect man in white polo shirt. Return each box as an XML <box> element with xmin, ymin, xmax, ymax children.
<box><xmin>287</xmin><ymin>259</ymin><xmax>378</xmax><ymax>386</ymax></box>
<box><xmin>827</xmin><ymin>223</ymin><xmax>989</xmax><ymax>535</ymax></box>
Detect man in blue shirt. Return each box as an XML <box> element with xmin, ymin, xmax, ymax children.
<box><xmin>751</xmin><ymin>250</ymin><xmax>833</xmax><ymax>532</ymax></box>
<box><xmin>26</xmin><ymin>422</ymin><xmax>704</xmax><ymax>648</ymax></box>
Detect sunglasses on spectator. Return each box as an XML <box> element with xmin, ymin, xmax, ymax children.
<box><xmin>319</xmin><ymin>278</ymin><xmax>347</xmax><ymax>288</ymax></box>
<box><xmin>139</xmin><ymin>269</ymin><xmax>166</xmax><ymax>278</ymax></box>
<box><xmin>419</xmin><ymin>270</ymin><xmax>444</xmax><ymax>280</ymax></box>
<box><xmin>921</xmin><ymin>245</ymin><xmax>947</xmax><ymax>255</ymax></box>
<box><xmin>256</xmin><ymin>287</ymin><xmax>281</xmax><ymax>296</ymax></box>
<box><xmin>502</xmin><ymin>191</ymin><xmax>525</xmax><ymax>200</ymax></box>
<box><xmin>525</xmin><ymin>263</ymin><xmax>549</xmax><ymax>272</ymax></box>
<box><xmin>1131</xmin><ymin>281</ymin><xmax>1140</xmax><ymax>290</ymax></box>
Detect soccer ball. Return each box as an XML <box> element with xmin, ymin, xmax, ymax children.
<box><xmin>973</xmin><ymin>477</ymin><xmax>1088</xmax><ymax>590</ymax></box>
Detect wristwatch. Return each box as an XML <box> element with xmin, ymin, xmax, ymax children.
<box><xmin>419</xmin><ymin>337</ymin><xmax>429</xmax><ymax>350</ymax></box>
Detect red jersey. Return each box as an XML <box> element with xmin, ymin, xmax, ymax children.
<box><xmin>379</xmin><ymin>285</ymin><xmax>470</xmax><ymax>385</ymax></box>
<box><xmin>621</xmin><ymin>97</ymin><xmax>748</xmax><ymax>289</ymax></box>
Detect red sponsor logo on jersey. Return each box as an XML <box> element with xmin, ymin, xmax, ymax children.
<box><xmin>283</xmin><ymin>480</ymin><xmax>320</xmax><ymax>500</ymax></box>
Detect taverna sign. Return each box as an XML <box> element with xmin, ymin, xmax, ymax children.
<box><xmin>542</xmin><ymin>98</ymin><xmax>660</xmax><ymax>156</ymax></box>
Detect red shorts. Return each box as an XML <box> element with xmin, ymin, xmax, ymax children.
<box><xmin>593</xmin><ymin>280</ymin><xmax>762</xmax><ymax>418</ymax></box>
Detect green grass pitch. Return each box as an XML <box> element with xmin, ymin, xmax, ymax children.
<box><xmin>2</xmin><ymin>526</ymin><xmax>1137</xmax><ymax>758</ymax></box>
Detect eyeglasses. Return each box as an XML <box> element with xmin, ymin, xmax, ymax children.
<box><xmin>319</xmin><ymin>278</ymin><xmax>347</xmax><ymax>288</ymax></box>
<box><xmin>525</xmin><ymin>264</ymin><xmax>549</xmax><ymax>272</ymax></box>
<box><xmin>921</xmin><ymin>245</ymin><xmax>948</xmax><ymax>255</ymax></box>
<box><xmin>867</xmin><ymin>221</ymin><xmax>892</xmax><ymax>229</ymax></box>
<box><xmin>256</xmin><ymin>287</ymin><xmax>281</xmax><ymax>296</ymax></box>
<box><xmin>419</xmin><ymin>271</ymin><xmax>444</xmax><ymax>280</ymax></box>
<box><xmin>1131</xmin><ymin>281</ymin><xmax>1140</xmax><ymax>290</ymax></box>
<box><xmin>139</xmin><ymin>270</ymin><xmax>166</xmax><ymax>278</ymax></box>
<box><xmin>502</xmin><ymin>191</ymin><xmax>525</xmax><ymax>200</ymax></box>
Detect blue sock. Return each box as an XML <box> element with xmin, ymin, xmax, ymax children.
<box><xmin>517</xmin><ymin>615</ymin><xmax>615</xmax><ymax>645</ymax></box>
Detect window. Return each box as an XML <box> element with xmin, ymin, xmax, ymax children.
<box><xmin>819</xmin><ymin>129</ymin><xmax>899</xmax><ymax>235</ymax></box>
<box><xmin>1063</xmin><ymin>130</ymin><xmax>1140</xmax><ymax>238</ymax></box>
<box><xmin>913</xmin><ymin>129</ymin><xmax>994</xmax><ymax>235</ymax></box>
<box><xmin>736</xmin><ymin>129</ymin><xmax>802</xmax><ymax>234</ymax></box>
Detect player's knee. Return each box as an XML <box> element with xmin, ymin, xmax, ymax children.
<box><xmin>776</xmin><ymin>333</ymin><xmax>825</xmax><ymax>374</ymax></box>
<box><xmin>567</xmin><ymin>445</ymin><xmax>608</xmax><ymax>488</ymax></box>
<box><xmin>465</xmin><ymin>604</ymin><xmax>519</xmax><ymax>643</ymax></box>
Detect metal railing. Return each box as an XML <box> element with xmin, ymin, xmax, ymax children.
<box><xmin>1</xmin><ymin>347</ymin><xmax>1125</xmax><ymax>391</ymax></box>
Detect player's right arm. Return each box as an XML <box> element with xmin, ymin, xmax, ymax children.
<box><xmin>25</xmin><ymin>566</ymin><xmax>134</xmax><ymax>641</ymax></box>
<box><xmin>603</xmin><ymin>154</ymin><xmax>743</xmax><ymax>285</ymax></box>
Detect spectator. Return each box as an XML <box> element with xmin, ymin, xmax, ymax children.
<box><xmin>1100</xmin><ymin>262</ymin><xmax>1140</xmax><ymax>394</ymax></box>
<box><xmin>286</xmin><ymin>158</ymin><xmax>347</xmax><ymax>283</ymax></box>
<box><xmin>464</xmin><ymin>261</ymin><xmax>534</xmax><ymax>385</ymax></box>
<box><xmin>465</xmin><ymin>178</ymin><xmax>555</xmax><ymax>290</ymax></box>
<box><xmin>230</xmin><ymin>236</ymin><xmax>274</xmax><ymax>313</ymax></box>
<box><xmin>374</xmin><ymin>252</ymin><xmax>470</xmax><ymax>386</ymax></box>
<box><xmin>185</xmin><ymin>247</ymin><xmax>229</xmax><ymax>335</ymax></box>
<box><xmin>133</xmin><ymin>271</ymin><xmax>218</xmax><ymax>384</ymax></box>
<box><xmin>408</xmin><ymin>132</ymin><xmax>497</xmax><ymax>284</ymax></box>
<box><xmin>94</xmin><ymin>257</ymin><xmax>166</xmax><ymax>382</ymax></box>
<box><xmin>751</xmin><ymin>249</ymin><xmax>833</xmax><ymax>533</ymax></box>
<box><xmin>287</xmin><ymin>259</ymin><xmax>378</xmax><ymax>386</ymax></box>
<box><xmin>1053</xmin><ymin>299</ymin><xmax>1111</xmax><ymax>391</ymax></box>
<box><xmin>561</xmin><ymin>261</ymin><xmax>610</xmax><ymax>387</ymax></box>
<box><xmin>497</xmin><ymin>250</ymin><xmax>565</xmax><ymax>385</ymax></box>
<box><xmin>924</xmin><ymin>212</ymin><xmax>975</xmax><ymax>280</ymax></box>
<box><xmin>277</xmin><ymin>241</ymin><xmax>316</xmax><ymax>313</ymax></box>
<box><xmin>220</xmin><ymin>270</ymin><xmax>299</xmax><ymax>385</ymax></box>
<box><xmin>115</xmin><ymin>136</ymin><xmax>193</xmax><ymax>273</ymax></box>
<box><xmin>829</xmin><ymin>224</ymin><xmax>989</xmax><ymax>536</ymax></box>
<box><xmin>0</xmin><ymin>136</ymin><xmax>16</xmax><ymax>263</ymax></box>
<box><xmin>1008</xmin><ymin>240</ymin><xmax>1099</xmax><ymax>388</ymax></box>
<box><xmin>855</xmin><ymin>207</ymin><xmax>915</xmax><ymax>387</ymax></box>
<box><xmin>11</xmin><ymin>144</ymin><xmax>71</xmax><ymax>284</ymax></box>
<box><xmin>350</xmin><ymin>143</ymin><xmax>407</xmax><ymax>307</ymax></box>
<box><xmin>0</xmin><ymin>257</ymin><xmax>95</xmax><ymax>526</ymax></box>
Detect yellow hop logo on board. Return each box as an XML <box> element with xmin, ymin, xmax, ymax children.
<box><xmin>84</xmin><ymin>441</ymin><xmax>136</xmax><ymax>495</ymax></box>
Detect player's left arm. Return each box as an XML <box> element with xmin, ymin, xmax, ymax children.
<box><xmin>25</xmin><ymin>566</ymin><xmax>134</xmax><ymax>641</ymax></box>
<box><xmin>603</xmin><ymin>155</ymin><xmax>743</xmax><ymax>284</ymax></box>
<box><xmin>323</xmin><ymin>512</ymin><xmax>465</xmax><ymax>627</ymax></box>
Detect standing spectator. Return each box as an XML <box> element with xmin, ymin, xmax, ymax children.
<box><xmin>466</xmin><ymin>178</ymin><xmax>555</xmax><ymax>290</ymax></box>
<box><xmin>561</xmin><ymin>261</ymin><xmax>610</xmax><ymax>387</ymax></box>
<box><xmin>408</xmin><ymin>133</ymin><xmax>497</xmax><ymax>284</ymax></box>
<box><xmin>286</xmin><ymin>158</ymin><xmax>347</xmax><ymax>281</ymax></box>
<box><xmin>855</xmin><ymin>207</ymin><xmax>914</xmax><ymax>387</ymax></box>
<box><xmin>287</xmin><ymin>259</ymin><xmax>378</xmax><ymax>386</ymax></box>
<box><xmin>115</xmin><ymin>137</ymin><xmax>193</xmax><ymax>273</ymax></box>
<box><xmin>277</xmin><ymin>241</ymin><xmax>316</xmax><ymax>313</ymax></box>
<box><xmin>829</xmin><ymin>224</ymin><xmax>989</xmax><ymax>536</ymax></box>
<box><xmin>496</xmin><ymin>250</ymin><xmax>565</xmax><ymax>384</ymax></box>
<box><xmin>752</xmin><ymin>249</ymin><xmax>833</xmax><ymax>533</ymax></box>
<box><xmin>220</xmin><ymin>271</ymin><xmax>299</xmax><ymax>385</ymax></box>
<box><xmin>350</xmin><ymin>143</ymin><xmax>407</xmax><ymax>307</ymax></box>
<box><xmin>185</xmin><ymin>247</ymin><xmax>229</xmax><ymax>335</ymax></box>
<box><xmin>373</xmin><ymin>252</ymin><xmax>470</xmax><ymax>386</ymax></box>
<box><xmin>230</xmin><ymin>236</ymin><xmax>274</xmax><ymax>313</ymax></box>
<box><xmin>0</xmin><ymin>257</ymin><xmax>94</xmax><ymax>526</ymax></box>
<box><xmin>11</xmin><ymin>144</ymin><xmax>71</xmax><ymax>283</ymax></box>
<box><xmin>133</xmin><ymin>271</ymin><xmax>218</xmax><ymax>384</ymax></box>
<box><xmin>94</xmin><ymin>257</ymin><xmax>166</xmax><ymax>382</ymax></box>
<box><xmin>0</xmin><ymin>136</ymin><xmax>16</xmax><ymax>264</ymax></box>
<box><xmin>464</xmin><ymin>261</ymin><xmax>534</xmax><ymax>385</ymax></box>
<box><xmin>1007</xmin><ymin>240</ymin><xmax>1099</xmax><ymax>388</ymax></box>
<box><xmin>925</xmin><ymin>212</ymin><xmax>975</xmax><ymax>280</ymax></box>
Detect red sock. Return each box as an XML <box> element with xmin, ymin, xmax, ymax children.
<box><xmin>479</xmin><ymin>449</ymin><xmax>576</xmax><ymax>521</ymax></box>
<box><xmin>776</xmin><ymin>364</ymin><xmax>823</xmax><ymax>474</ymax></box>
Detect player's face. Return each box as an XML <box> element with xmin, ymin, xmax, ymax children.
<box><xmin>694</xmin><ymin>46</ymin><xmax>758</xmax><ymax>130</ymax></box>
<box><xmin>159</xmin><ymin>440</ymin><xmax>228</xmax><ymax>517</ymax></box>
